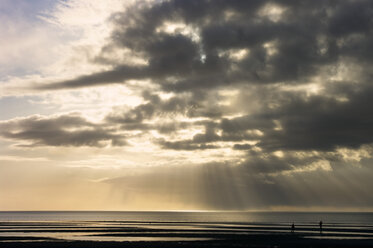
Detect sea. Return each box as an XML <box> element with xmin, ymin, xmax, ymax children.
<box><xmin>0</xmin><ymin>211</ymin><xmax>372</xmax><ymax>224</ymax></box>
<box><xmin>0</xmin><ymin>211</ymin><xmax>373</xmax><ymax>243</ymax></box>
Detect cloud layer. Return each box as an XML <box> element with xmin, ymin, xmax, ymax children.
<box><xmin>6</xmin><ymin>0</ymin><xmax>373</xmax><ymax>172</ymax></box>
<box><xmin>1</xmin><ymin>0</ymin><xmax>373</xmax><ymax>210</ymax></box>
<box><xmin>0</xmin><ymin>113</ymin><xmax>125</xmax><ymax>147</ymax></box>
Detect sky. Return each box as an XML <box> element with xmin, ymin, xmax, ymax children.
<box><xmin>1</xmin><ymin>0</ymin><xmax>373</xmax><ymax>211</ymax></box>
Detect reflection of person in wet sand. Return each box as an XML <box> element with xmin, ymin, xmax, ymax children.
<box><xmin>291</xmin><ymin>223</ymin><xmax>295</xmax><ymax>233</ymax></box>
<box><xmin>319</xmin><ymin>220</ymin><xmax>323</xmax><ymax>233</ymax></box>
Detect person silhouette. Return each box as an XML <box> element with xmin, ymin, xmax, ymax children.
<box><xmin>319</xmin><ymin>220</ymin><xmax>323</xmax><ymax>233</ymax></box>
<box><xmin>291</xmin><ymin>223</ymin><xmax>295</xmax><ymax>233</ymax></box>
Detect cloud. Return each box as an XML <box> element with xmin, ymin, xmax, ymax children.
<box><xmin>157</xmin><ymin>139</ymin><xmax>218</xmax><ymax>151</ymax></box>
<box><xmin>253</xmin><ymin>82</ymin><xmax>373</xmax><ymax>152</ymax></box>
<box><xmin>34</xmin><ymin>0</ymin><xmax>372</xmax><ymax>92</ymax></box>
<box><xmin>105</xmin><ymin>90</ymin><xmax>223</xmax><ymax>129</ymax></box>
<box><xmin>0</xmin><ymin>113</ymin><xmax>125</xmax><ymax>147</ymax></box>
<box><xmin>27</xmin><ymin>1</ymin><xmax>373</xmax><ymax>168</ymax></box>
<box><xmin>37</xmin><ymin>66</ymin><xmax>148</xmax><ymax>90</ymax></box>
<box><xmin>2</xmin><ymin>0</ymin><xmax>373</xmax><ymax>210</ymax></box>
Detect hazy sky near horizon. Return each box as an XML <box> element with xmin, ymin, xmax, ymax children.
<box><xmin>1</xmin><ymin>0</ymin><xmax>373</xmax><ymax>211</ymax></box>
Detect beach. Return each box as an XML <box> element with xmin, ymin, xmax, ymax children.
<box><xmin>1</xmin><ymin>212</ymin><xmax>373</xmax><ymax>248</ymax></box>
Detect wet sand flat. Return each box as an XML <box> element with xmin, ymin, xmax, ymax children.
<box><xmin>1</xmin><ymin>221</ymin><xmax>373</xmax><ymax>247</ymax></box>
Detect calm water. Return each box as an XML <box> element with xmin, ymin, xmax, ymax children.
<box><xmin>0</xmin><ymin>211</ymin><xmax>372</xmax><ymax>224</ymax></box>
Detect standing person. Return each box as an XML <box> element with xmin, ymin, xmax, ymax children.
<box><xmin>291</xmin><ymin>223</ymin><xmax>295</xmax><ymax>233</ymax></box>
<box><xmin>319</xmin><ymin>220</ymin><xmax>323</xmax><ymax>233</ymax></box>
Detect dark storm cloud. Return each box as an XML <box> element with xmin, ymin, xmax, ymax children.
<box><xmin>105</xmin><ymin>90</ymin><xmax>224</xmax><ymax>131</ymax></box>
<box><xmin>156</xmin><ymin>120</ymin><xmax>263</xmax><ymax>150</ymax></box>
<box><xmin>26</xmin><ymin>0</ymin><xmax>373</xmax><ymax>174</ymax></box>
<box><xmin>221</xmin><ymin>115</ymin><xmax>275</xmax><ymax>133</ymax></box>
<box><xmin>37</xmin><ymin>66</ymin><xmax>147</xmax><ymax>90</ymax></box>
<box><xmin>328</xmin><ymin>0</ymin><xmax>373</xmax><ymax>37</ymax></box>
<box><xmin>252</xmin><ymin>83</ymin><xmax>373</xmax><ymax>152</ymax></box>
<box><xmin>101</xmin><ymin>0</ymin><xmax>372</xmax><ymax>156</ymax></box>
<box><xmin>36</xmin><ymin>0</ymin><xmax>372</xmax><ymax>91</ymax></box>
<box><xmin>156</xmin><ymin>122</ymin><xmax>220</xmax><ymax>150</ymax></box>
<box><xmin>142</xmin><ymin>79</ymin><xmax>373</xmax><ymax>177</ymax></box>
<box><xmin>157</xmin><ymin>138</ymin><xmax>219</xmax><ymax>150</ymax></box>
<box><xmin>240</xmin><ymin>151</ymin><xmax>322</xmax><ymax>174</ymax></box>
<box><xmin>0</xmin><ymin>114</ymin><xmax>126</xmax><ymax>147</ymax></box>
<box><xmin>105</xmin><ymin>91</ymin><xmax>189</xmax><ymax>124</ymax></box>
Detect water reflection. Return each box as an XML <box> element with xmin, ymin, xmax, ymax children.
<box><xmin>1</xmin><ymin>220</ymin><xmax>373</xmax><ymax>242</ymax></box>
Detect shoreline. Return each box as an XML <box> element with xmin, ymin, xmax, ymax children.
<box><xmin>1</xmin><ymin>220</ymin><xmax>373</xmax><ymax>248</ymax></box>
<box><xmin>1</xmin><ymin>234</ymin><xmax>373</xmax><ymax>248</ymax></box>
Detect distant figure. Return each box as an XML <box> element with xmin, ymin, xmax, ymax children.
<box><xmin>291</xmin><ymin>223</ymin><xmax>295</xmax><ymax>233</ymax></box>
<box><xmin>319</xmin><ymin>221</ymin><xmax>323</xmax><ymax>233</ymax></box>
